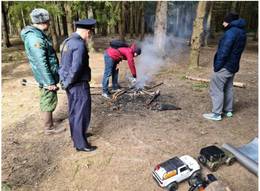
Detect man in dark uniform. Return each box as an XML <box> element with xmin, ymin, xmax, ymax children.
<box><xmin>59</xmin><ymin>19</ymin><xmax>97</xmax><ymax>152</ymax></box>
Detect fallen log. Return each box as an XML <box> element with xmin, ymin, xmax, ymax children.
<box><xmin>185</xmin><ymin>76</ymin><xmax>246</xmax><ymax>88</ymax></box>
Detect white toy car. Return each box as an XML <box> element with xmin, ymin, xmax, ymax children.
<box><xmin>152</xmin><ymin>155</ymin><xmax>201</xmax><ymax>191</ymax></box>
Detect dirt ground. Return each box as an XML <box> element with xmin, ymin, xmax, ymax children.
<box><xmin>2</xmin><ymin>36</ymin><xmax>258</xmax><ymax>191</ymax></box>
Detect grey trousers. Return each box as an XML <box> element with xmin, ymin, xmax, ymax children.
<box><xmin>210</xmin><ymin>68</ymin><xmax>235</xmax><ymax>114</ymax></box>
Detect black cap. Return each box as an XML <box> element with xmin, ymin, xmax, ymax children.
<box><xmin>134</xmin><ymin>47</ymin><xmax>142</xmax><ymax>55</ymax></box>
<box><xmin>224</xmin><ymin>13</ymin><xmax>239</xmax><ymax>23</ymax></box>
<box><xmin>75</xmin><ymin>19</ymin><xmax>96</xmax><ymax>29</ymax></box>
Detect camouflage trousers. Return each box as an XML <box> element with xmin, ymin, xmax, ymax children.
<box><xmin>39</xmin><ymin>88</ymin><xmax>58</xmax><ymax>112</ymax></box>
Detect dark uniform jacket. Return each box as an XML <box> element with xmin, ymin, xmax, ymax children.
<box><xmin>21</xmin><ymin>26</ymin><xmax>59</xmax><ymax>87</ymax></box>
<box><xmin>214</xmin><ymin>19</ymin><xmax>247</xmax><ymax>73</ymax></box>
<box><xmin>59</xmin><ymin>33</ymin><xmax>91</xmax><ymax>89</ymax></box>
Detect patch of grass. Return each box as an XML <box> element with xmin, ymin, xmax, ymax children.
<box><xmin>1</xmin><ymin>182</ymin><xmax>12</xmax><ymax>191</ymax></box>
<box><xmin>97</xmin><ymin>48</ymin><xmax>105</xmax><ymax>52</ymax></box>
<box><xmin>180</xmin><ymin>75</ymin><xmax>187</xmax><ymax>80</ymax></box>
<box><xmin>192</xmin><ymin>82</ymin><xmax>208</xmax><ymax>91</ymax></box>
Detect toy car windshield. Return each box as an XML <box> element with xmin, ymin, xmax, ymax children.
<box><xmin>200</xmin><ymin>146</ymin><xmax>225</xmax><ymax>161</ymax></box>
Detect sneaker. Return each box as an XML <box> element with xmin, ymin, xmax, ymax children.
<box><xmin>225</xmin><ymin>111</ymin><xmax>233</xmax><ymax>118</ymax></box>
<box><xmin>203</xmin><ymin>113</ymin><xmax>222</xmax><ymax>121</ymax></box>
<box><xmin>102</xmin><ymin>93</ymin><xmax>111</xmax><ymax>99</ymax></box>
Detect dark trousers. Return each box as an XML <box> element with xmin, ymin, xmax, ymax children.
<box><xmin>66</xmin><ymin>82</ymin><xmax>91</xmax><ymax>149</ymax></box>
<box><xmin>102</xmin><ymin>52</ymin><xmax>120</xmax><ymax>94</ymax></box>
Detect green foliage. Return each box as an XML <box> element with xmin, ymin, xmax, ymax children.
<box><xmin>91</xmin><ymin>2</ymin><xmax>120</xmax><ymax>28</ymax></box>
<box><xmin>8</xmin><ymin>1</ymin><xmax>62</xmax><ymax>28</ymax></box>
<box><xmin>192</xmin><ymin>82</ymin><xmax>208</xmax><ymax>91</ymax></box>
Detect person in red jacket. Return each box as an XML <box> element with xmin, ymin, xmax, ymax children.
<box><xmin>102</xmin><ymin>44</ymin><xmax>141</xmax><ymax>98</ymax></box>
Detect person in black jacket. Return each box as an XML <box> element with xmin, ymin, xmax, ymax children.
<box><xmin>59</xmin><ymin>19</ymin><xmax>97</xmax><ymax>152</ymax></box>
<box><xmin>203</xmin><ymin>13</ymin><xmax>247</xmax><ymax>121</ymax></box>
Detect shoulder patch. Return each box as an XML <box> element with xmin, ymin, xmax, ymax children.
<box><xmin>34</xmin><ymin>42</ymin><xmax>41</xmax><ymax>48</ymax></box>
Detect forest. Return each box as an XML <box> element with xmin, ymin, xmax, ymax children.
<box><xmin>2</xmin><ymin>1</ymin><xmax>258</xmax><ymax>47</ymax></box>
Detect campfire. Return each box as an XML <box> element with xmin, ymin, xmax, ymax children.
<box><xmin>110</xmin><ymin>82</ymin><xmax>181</xmax><ymax>111</ymax></box>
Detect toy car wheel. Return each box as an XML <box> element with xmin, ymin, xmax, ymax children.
<box><xmin>211</xmin><ymin>163</ymin><xmax>219</xmax><ymax>172</ymax></box>
<box><xmin>198</xmin><ymin>155</ymin><xmax>207</xmax><ymax>165</ymax></box>
<box><xmin>188</xmin><ymin>171</ymin><xmax>202</xmax><ymax>186</ymax></box>
<box><xmin>226</xmin><ymin>157</ymin><xmax>236</xmax><ymax>166</ymax></box>
<box><xmin>167</xmin><ymin>181</ymin><xmax>178</xmax><ymax>191</ymax></box>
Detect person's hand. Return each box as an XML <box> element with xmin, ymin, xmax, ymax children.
<box><xmin>129</xmin><ymin>77</ymin><xmax>136</xmax><ymax>85</ymax></box>
<box><xmin>116</xmin><ymin>64</ymin><xmax>120</xmax><ymax>70</ymax></box>
<box><xmin>47</xmin><ymin>85</ymin><xmax>59</xmax><ymax>91</ymax></box>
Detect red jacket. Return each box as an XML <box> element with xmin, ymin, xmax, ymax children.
<box><xmin>106</xmin><ymin>44</ymin><xmax>136</xmax><ymax>77</ymax></box>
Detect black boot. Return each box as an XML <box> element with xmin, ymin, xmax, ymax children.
<box><xmin>76</xmin><ymin>140</ymin><xmax>97</xmax><ymax>152</ymax></box>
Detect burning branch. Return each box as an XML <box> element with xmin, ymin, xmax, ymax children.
<box><xmin>146</xmin><ymin>90</ymin><xmax>160</xmax><ymax>105</ymax></box>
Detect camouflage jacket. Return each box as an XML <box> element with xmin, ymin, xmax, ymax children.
<box><xmin>21</xmin><ymin>26</ymin><xmax>59</xmax><ymax>87</ymax></box>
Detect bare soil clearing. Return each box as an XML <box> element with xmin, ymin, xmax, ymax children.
<box><xmin>2</xmin><ymin>38</ymin><xmax>258</xmax><ymax>191</ymax></box>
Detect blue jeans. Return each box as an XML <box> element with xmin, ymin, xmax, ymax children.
<box><xmin>102</xmin><ymin>52</ymin><xmax>120</xmax><ymax>94</ymax></box>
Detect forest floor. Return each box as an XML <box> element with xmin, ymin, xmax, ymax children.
<box><xmin>2</xmin><ymin>36</ymin><xmax>258</xmax><ymax>191</ymax></box>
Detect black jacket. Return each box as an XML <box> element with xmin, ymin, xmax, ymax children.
<box><xmin>214</xmin><ymin>19</ymin><xmax>247</xmax><ymax>73</ymax></box>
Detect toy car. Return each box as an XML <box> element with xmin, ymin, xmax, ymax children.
<box><xmin>198</xmin><ymin>145</ymin><xmax>236</xmax><ymax>172</ymax></box>
<box><xmin>152</xmin><ymin>155</ymin><xmax>201</xmax><ymax>191</ymax></box>
<box><xmin>188</xmin><ymin>173</ymin><xmax>217</xmax><ymax>191</ymax></box>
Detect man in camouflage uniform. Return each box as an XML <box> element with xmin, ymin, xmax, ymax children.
<box><xmin>21</xmin><ymin>8</ymin><xmax>65</xmax><ymax>134</ymax></box>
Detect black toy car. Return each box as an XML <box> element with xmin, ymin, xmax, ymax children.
<box><xmin>198</xmin><ymin>145</ymin><xmax>236</xmax><ymax>172</ymax></box>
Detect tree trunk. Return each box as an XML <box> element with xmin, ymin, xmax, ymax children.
<box><xmin>88</xmin><ymin>5</ymin><xmax>97</xmax><ymax>35</ymax></box>
<box><xmin>60</xmin><ymin>2</ymin><xmax>68</xmax><ymax>36</ymax></box>
<box><xmin>124</xmin><ymin>2</ymin><xmax>129</xmax><ymax>34</ymax></box>
<box><xmin>102</xmin><ymin>22</ymin><xmax>108</xmax><ymax>36</ymax></box>
<box><xmin>65</xmin><ymin>2</ymin><xmax>74</xmax><ymax>36</ymax></box>
<box><xmin>119</xmin><ymin>2</ymin><xmax>125</xmax><ymax>41</ymax></box>
<box><xmin>80</xmin><ymin>4</ymin><xmax>88</xmax><ymax>19</ymax></box>
<box><xmin>189</xmin><ymin>1</ymin><xmax>207</xmax><ymax>68</ymax></box>
<box><xmin>154</xmin><ymin>1</ymin><xmax>168</xmax><ymax>53</ymax></box>
<box><xmin>8</xmin><ymin>18</ymin><xmax>12</xmax><ymax>36</ymax></box>
<box><xmin>134</xmin><ymin>2</ymin><xmax>140</xmax><ymax>36</ymax></box>
<box><xmin>210</xmin><ymin>5</ymin><xmax>217</xmax><ymax>39</ymax></box>
<box><xmin>56</xmin><ymin>16</ymin><xmax>61</xmax><ymax>36</ymax></box>
<box><xmin>58</xmin><ymin>15</ymin><xmax>64</xmax><ymax>36</ymax></box>
<box><xmin>85</xmin><ymin>4</ymin><xmax>95</xmax><ymax>52</ymax></box>
<box><xmin>203</xmin><ymin>2</ymin><xmax>214</xmax><ymax>47</ymax></box>
<box><xmin>2</xmin><ymin>2</ymin><xmax>11</xmax><ymax>48</ymax></box>
<box><xmin>129</xmin><ymin>2</ymin><xmax>134</xmax><ymax>38</ymax></box>
<box><xmin>175</xmin><ymin>6</ymin><xmax>180</xmax><ymax>36</ymax></box>
<box><xmin>50</xmin><ymin>15</ymin><xmax>59</xmax><ymax>52</ymax></box>
<box><xmin>21</xmin><ymin>8</ymin><xmax>26</xmax><ymax>27</ymax></box>
<box><xmin>83</xmin><ymin>4</ymin><xmax>88</xmax><ymax>19</ymax></box>
<box><xmin>230</xmin><ymin>1</ymin><xmax>238</xmax><ymax>12</ymax></box>
<box><xmin>140</xmin><ymin>1</ymin><xmax>145</xmax><ymax>40</ymax></box>
<box><xmin>254</xmin><ymin>27</ymin><xmax>258</xmax><ymax>41</ymax></box>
